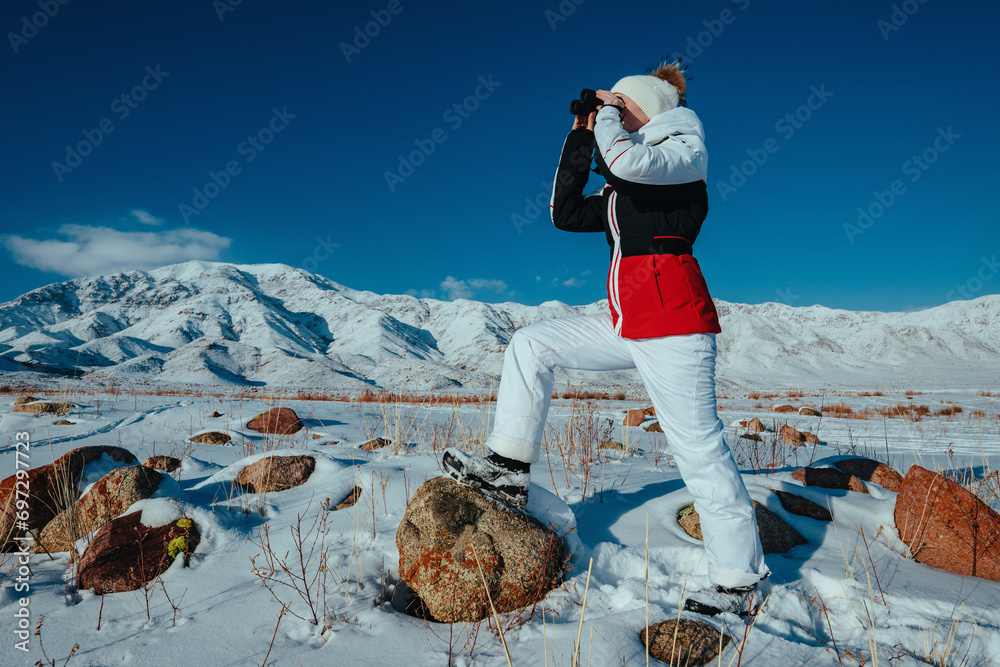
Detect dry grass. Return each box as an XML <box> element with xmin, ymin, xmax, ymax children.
<box><xmin>551</xmin><ymin>389</ymin><xmax>628</xmax><ymax>401</ymax></box>
<box><xmin>0</xmin><ymin>383</ymin><xmax>500</xmax><ymax>406</ymax></box>
<box><xmin>885</xmin><ymin>403</ymin><xmax>932</xmax><ymax>421</ymax></box>
<box><xmin>934</xmin><ymin>406</ymin><xmax>964</xmax><ymax>418</ymax></box>
<box><xmin>354</xmin><ymin>389</ymin><xmax>495</xmax><ymax>405</ymax></box>
<box><xmin>824</xmin><ymin>402</ymin><xmax>856</xmax><ymax>417</ymax></box>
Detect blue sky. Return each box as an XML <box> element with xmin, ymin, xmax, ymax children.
<box><xmin>2</xmin><ymin>0</ymin><xmax>997</xmax><ymax>312</ymax></box>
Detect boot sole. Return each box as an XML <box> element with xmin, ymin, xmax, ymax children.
<box><xmin>442</xmin><ymin>452</ymin><xmax>528</xmax><ymax>508</ymax></box>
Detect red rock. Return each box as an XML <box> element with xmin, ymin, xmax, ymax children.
<box><xmin>360</xmin><ymin>437</ymin><xmax>392</xmax><ymax>451</ymax></box>
<box><xmin>678</xmin><ymin>502</ymin><xmax>807</xmax><ymax>554</ymax></box>
<box><xmin>39</xmin><ymin>465</ymin><xmax>164</xmax><ymax>553</ymax></box>
<box><xmin>774</xmin><ymin>490</ymin><xmax>833</xmax><ymax>522</ymax></box>
<box><xmin>209</xmin><ymin>411</ymin><xmax>223</xmax><ymax>418</ymax></box>
<box><xmin>772</xmin><ymin>404</ymin><xmax>796</xmax><ymax>413</ymax></box>
<box><xmin>0</xmin><ymin>446</ymin><xmax>135</xmax><ymax>550</ymax></box>
<box><xmin>802</xmin><ymin>430</ymin><xmax>821</xmax><ymax>444</ymax></box>
<box><xmin>78</xmin><ymin>511</ymin><xmax>200</xmax><ymax>594</ymax></box>
<box><xmin>641</xmin><ymin>619</ymin><xmax>730</xmax><ymax>666</ymax></box>
<box><xmin>191</xmin><ymin>431</ymin><xmax>231</xmax><ymax>445</ymax></box>
<box><xmin>236</xmin><ymin>455</ymin><xmax>315</xmax><ymax>493</ymax></box>
<box><xmin>747</xmin><ymin>417</ymin><xmax>765</xmax><ymax>433</ymax></box>
<box><xmin>895</xmin><ymin>465</ymin><xmax>1000</xmax><ymax>582</ymax></box>
<box><xmin>396</xmin><ymin>477</ymin><xmax>563</xmax><ymax>623</ymax></box>
<box><xmin>623</xmin><ymin>409</ymin><xmax>645</xmax><ymax>427</ymax></box>
<box><xmin>780</xmin><ymin>424</ymin><xmax>806</xmax><ymax>446</ymax></box>
<box><xmin>642</xmin><ymin>406</ymin><xmax>656</xmax><ymax>416</ymax></box>
<box><xmin>791</xmin><ymin>467</ymin><xmax>867</xmax><ymax>493</ymax></box>
<box><xmin>334</xmin><ymin>487</ymin><xmax>362</xmax><ymax>510</ymax></box>
<box><xmin>144</xmin><ymin>456</ymin><xmax>181</xmax><ymax>473</ymax></box>
<box><xmin>247</xmin><ymin>407</ymin><xmax>302</xmax><ymax>434</ymax></box>
<box><xmin>834</xmin><ymin>458</ymin><xmax>903</xmax><ymax>492</ymax></box>
<box><xmin>644</xmin><ymin>421</ymin><xmax>664</xmax><ymax>433</ymax></box>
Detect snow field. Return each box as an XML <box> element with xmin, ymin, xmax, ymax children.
<box><xmin>0</xmin><ymin>389</ymin><xmax>998</xmax><ymax>665</ymax></box>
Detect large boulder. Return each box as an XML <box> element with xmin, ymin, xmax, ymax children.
<box><xmin>641</xmin><ymin>619</ymin><xmax>730</xmax><ymax>666</ymax></box>
<box><xmin>144</xmin><ymin>456</ymin><xmax>181</xmax><ymax>473</ymax></box>
<box><xmin>677</xmin><ymin>501</ymin><xmax>806</xmax><ymax>554</ymax></box>
<box><xmin>792</xmin><ymin>467</ymin><xmax>867</xmax><ymax>493</ymax></box>
<box><xmin>334</xmin><ymin>487</ymin><xmax>362</xmax><ymax>511</ymax></box>
<box><xmin>834</xmin><ymin>458</ymin><xmax>903</xmax><ymax>492</ymax></box>
<box><xmin>747</xmin><ymin>417</ymin><xmax>765</xmax><ymax>433</ymax></box>
<box><xmin>799</xmin><ymin>406</ymin><xmax>822</xmax><ymax>417</ymax></box>
<box><xmin>191</xmin><ymin>431</ymin><xmax>231</xmax><ymax>445</ymax></box>
<box><xmin>780</xmin><ymin>425</ymin><xmax>820</xmax><ymax>446</ymax></box>
<box><xmin>780</xmin><ymin>424</ymin><xmax>806</xmax><ymax>446</ymax></box>
<box><xmin>396</xmin><ymin>476</ymin><xmax>563</xmax><ymax>623</ymax></box>
<box><xmin>12</xmin><ymin>401</ymin><xmax>73</xmax><ymax>415</ymax></box>
<box><xmin>247</xmin><ymin>407</ymin><xmax>302</xmax><ymax>435</ymax></box>
<box><xmin>623</xmin><ymin>409</ymin><xmax>645</xmax><ymax>427</ymax></box>
<box><xmin>773</xmin><ymin>490</ymin><xmax>833</xmax><ymax>522</ymax></box>
<box><xmin>236</xmin><ymin>455</ymin><xmax>315</xmax><ymax>493</ymax></box>
<box><xmin>0</xmin><ymin>446</ymin><xmax>136</xmax><ymax>550</ymax></box>
<box><xmin>895</xmin><ymin>465</ymin><xmax>1000</xmax><ymax>582</ymax></box>
<box><xmin>78</xmin><ymin>512</ymin><xmax>200</xmax><ymax>594</ymax></box>
<box><xmin>360</xmin><ymin>437</ymin><xmax>392</xmax><ymax>451</ymax></box>
<box><xmin>38</xmin><ymin>465</ymin><xmax>164</xmax><ymax>553</ymax></box>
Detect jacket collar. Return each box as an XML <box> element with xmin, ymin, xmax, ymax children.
<box><xmin>630</xmin><ymin>107</ymin><xmax>705</xmax><ymax>146</ymax></box>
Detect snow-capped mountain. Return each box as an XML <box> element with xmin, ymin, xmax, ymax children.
<box><xmin>0</xmin><ymin>260</ymin><xmax>997</xmax><ymax>393</ymax></box>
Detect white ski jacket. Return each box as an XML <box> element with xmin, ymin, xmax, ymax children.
<box><xmin>593</xmin><ymin>104</ymin><xmax>708</xmax><ymax>185</ymax></box>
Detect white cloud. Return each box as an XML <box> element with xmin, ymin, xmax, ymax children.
<box><xmin>130</xmin><ymin>209</ymin><xmax>164</xmax><ymax>226</ymax></box>
<box><xmin>440</xmin><ymin>276</ymin><xmax>473</xmax><ymax>300</ymax></box>
<box><xmin>440</xmin><ymin>276</ymin><xmax>509</xmax><ymax>301</ymax></box>
<box><xmin>468</xmin><ymin>278</ymin><xmax>508</xmax><ymax>292</ymax></box>
<box><xmin>2</xmin><ymin>224</ymin><xmax>232</xmax><ymax>278</ymax></box>
<box><xmin>405</xmin><ymin>288</ymin><xmax>437</xmax><ymax>298</ymax></box>
<box><xmin>550</xmin><ymin>276</ymin><xmax>585</xmax><ymax>288</ymax></box>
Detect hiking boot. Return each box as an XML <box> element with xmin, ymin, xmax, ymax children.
<box><xmin>441</xmin><ymin>448</ymin><xmax>530</xmax><ymax>508</ymax></box>
<box><xmin>683</xmin><ymin>583</ymin><xmax>760</xmax><ymax>617</ymax></box>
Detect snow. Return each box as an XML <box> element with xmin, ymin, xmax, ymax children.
<box><xmin>2</xmin><ymin>389</ymin><xmax>998</xmax><ymax>665</ymax></box>
<box><xmin>2</xmin><ymin>260</ymin><xmax>997</xmax><ymax>395</ymax></box>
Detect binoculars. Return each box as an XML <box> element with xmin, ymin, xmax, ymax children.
<box><xmin>569</xmin><ymin>88</ymin><xmax>602</xmax><ymax>116</ymax></box>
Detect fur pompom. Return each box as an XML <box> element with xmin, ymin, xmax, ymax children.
<box><xmin>648</xmin><ymin>59</ymin><xmax>687</xmax><ymax>106</ymax></box>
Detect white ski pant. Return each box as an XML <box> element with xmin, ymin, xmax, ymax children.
<box><xmin>485</xmin><ymin>312</ymin><xmax>769</xmax><ymax>588</ymax></box>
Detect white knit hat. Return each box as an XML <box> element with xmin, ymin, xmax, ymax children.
<box><xmin>610</xmin><ymin>75</ymin><xmax>679</xmax><ymax>119</ymax></box>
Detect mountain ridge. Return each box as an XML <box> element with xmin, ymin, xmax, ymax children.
<box><xmin>1</xmin><ymin>260</ymin><xmax>997</xmax><ymax>393</ymax></box>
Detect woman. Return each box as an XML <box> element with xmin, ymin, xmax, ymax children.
<box><xmin>444</xmin><ymin>61</ymin><xmax>769</xmax><ymax>616</ymax></box>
